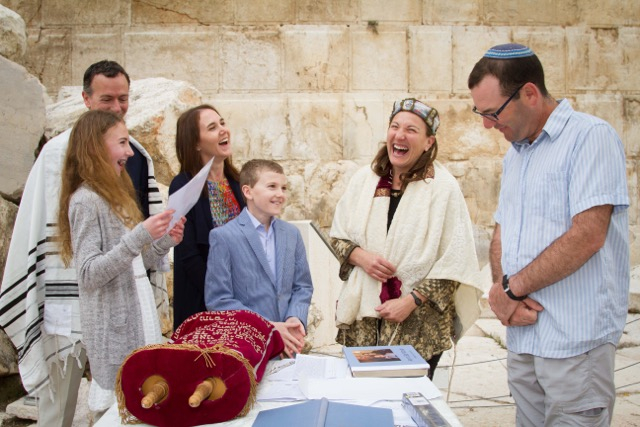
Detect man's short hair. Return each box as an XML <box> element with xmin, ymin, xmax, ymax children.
<box><xmin>467</xmin><ymin>51</ymin><xmax>549</xmax><ymax>98</ymax></box>
<box><xmin>240</xmin><ymin>159</ymin><xmax>285</xmax><ymax>188</ymax></box>
<box><xmin>83</xmin><ymin>60</ymin><xmax>130</xmax><ymax>95</ymax></box>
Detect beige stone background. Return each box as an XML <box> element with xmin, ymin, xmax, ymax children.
<box><xmin>1</xmin><ymin>0</ymin><xmax>639</xmax><ymax>266</ymax></box>
<box><xmin>1</xmin><ymin>0</ymin><xmax>640</xmax><ymax>368</ymax></box>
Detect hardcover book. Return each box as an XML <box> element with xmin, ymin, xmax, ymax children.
<box><xmin>252</xmin><ymin>398</ymin><xmax>394</xmax><ymax>427</ymax></box>
<box><xmin>342</xmin><ymin>345</ymin><xmax>429</xmax><ymax>378</ymax></box>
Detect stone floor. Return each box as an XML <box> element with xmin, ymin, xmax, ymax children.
<box><xmin>2</xmin><ymin>313</ymin><xmax>639</xmax><ymax>427</ymax></box>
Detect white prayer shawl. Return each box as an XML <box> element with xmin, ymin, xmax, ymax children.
<box><xmin>330</xmin><ymin>162</ymin><xmax>484</xmax><ymax>339</ymax></box>
<box><xmin>0</xmin><ymin>128</ymin><xmax>167</xmax><ymax>398</ymax></box>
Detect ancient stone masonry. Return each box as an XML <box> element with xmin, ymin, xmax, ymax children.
<box><xmin>0</xmin><ymin>1</ymin><xmax>639</xmax><ymax>363</ymax></box>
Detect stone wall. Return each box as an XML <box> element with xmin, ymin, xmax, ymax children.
<box><xmin>1</xmin><ymin>0</ymin><xmax>639</xmax><ymax>261</ymax></box>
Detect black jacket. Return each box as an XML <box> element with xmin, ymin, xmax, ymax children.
<box><xmin>169</xmin><ymin>172</ymin><xmax>245</xmax><ymax>330</ymax></box>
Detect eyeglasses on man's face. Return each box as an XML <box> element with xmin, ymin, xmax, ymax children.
<box><xmin>472</xmin><ymin>83</ymin><xmax>526</xmax><ymax>122</ymax></box>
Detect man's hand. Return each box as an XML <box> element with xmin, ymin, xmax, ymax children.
<box><xmin>271</xmin><ymin>318</ymin><xmax>305</xmax><ymax>358</ymax></box>
<box><xmin>505</xmin><ymin>302</ymin><xmax>543</xmax><ymax>326</ymax></box>
<box><xmin>375</xmin><ymin>295</ymin><xmax>416</xmax><ymax>323</ymax></box>
<box><xmin>488</xmin><ymin>281</ymin><xmax>543</xmax><ymax>326</ymax></box>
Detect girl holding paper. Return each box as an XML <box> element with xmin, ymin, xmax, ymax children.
<box><xmin>57</xmin><ymin>110</ymin><xmax>185</xmax><ymax>405</ymax></box>
<box><xmin>170</xmin><ymin>104</ymin><xmax>245</xmax><ymax>330</ymax></box>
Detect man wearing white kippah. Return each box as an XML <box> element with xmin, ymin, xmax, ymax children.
<box><xmin>468</xmin><ymin>43</ymin><xmax>629</xmax><ymax>426</ymax></box>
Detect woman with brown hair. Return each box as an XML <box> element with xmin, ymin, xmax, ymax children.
<box><xmin>170</xmin><ymin>104</ymin><xmax>245</xmax><ymax>330</ymax></box>
<box><xmin>58</xmin><ymin>109</ymin><xmax>185</xmax><ymax>412</ymax></box>
<box><xmin>330</xmin><ymin>99</ymin><xmax>484</xmax><ymax>380</ymax></box>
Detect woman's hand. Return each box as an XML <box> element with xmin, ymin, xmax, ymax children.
<box><xmin>375</xmin><ymin>295</ymin><xmax>416</xmax><ymax>323</ymax></box>
<box><xmin>271</xmin><ymin>318</ymin><xmax>305</xmax><ymax>358</ymax></box>
<box><xmin>142</xmin><ymin>210</ymin><xmax>176</xmax><ymax>240</ymax></box>
<box><xmin>349</xmin><ymin>247</ymin><xmax>396</xmax><ymax>282</ymax></box>
<box><xmin>168</xmin><ymin>216</ymin><xmax>186</xmax><ymax>244</ymax></box>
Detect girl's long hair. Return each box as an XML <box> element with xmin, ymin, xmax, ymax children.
<box><xmin>58</xmin><ymin>110</ymin><xmax>143</xmax><ymax>266</ymax></box>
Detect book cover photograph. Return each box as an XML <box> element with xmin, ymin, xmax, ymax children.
<box><xmin>343</xmin><ymin>345</ymin><xmax>429</xmax><ymax>378</ymax></box>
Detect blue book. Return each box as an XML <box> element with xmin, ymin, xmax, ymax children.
<box><xmin>252</xmin><ymin>398</ymin><xmax>394</xmax><ymax>427</ymax></box>
<box><xmin>343</xmin><ymin>345</ymin><xmax>429</xmax><ymax>378</ymax></box>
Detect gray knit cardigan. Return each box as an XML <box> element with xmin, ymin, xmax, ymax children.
<box><xmin>69</xmin><ymin>185</ymin><xmax>175</xmax><ymax>390</ymax></box>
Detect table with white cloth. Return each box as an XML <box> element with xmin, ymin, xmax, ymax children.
<box><xmin>95</xmin><ymin>355</ymin><xmax>462</xmax><ymax>427</ymax></box>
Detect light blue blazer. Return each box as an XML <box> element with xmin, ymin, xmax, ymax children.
<box><xmin>204</xmin><ymin>208</ymin><xmax>313</xmax><ymax>329</ymax></box>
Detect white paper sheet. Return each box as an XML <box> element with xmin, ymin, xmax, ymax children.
<box><xmin>166</xmin><ymin>156</ymin><xmax>214</xmax><ymax>228</ymax></box>
<box><xmin>299</xmin><ymin>376</ymin><xmax>442</xmax><ymax>401</ymax></box>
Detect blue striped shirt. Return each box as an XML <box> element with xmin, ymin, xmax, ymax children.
<box><xmin>496</xmin><ymin>99</ymin><xmax>629</xmax><ymax>358</ymax></box>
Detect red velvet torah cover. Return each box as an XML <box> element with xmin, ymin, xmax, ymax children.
<box><xmin>115</xmin><ymin>310</ymin><xmax>284</xmax><ymax>427</ymax></box>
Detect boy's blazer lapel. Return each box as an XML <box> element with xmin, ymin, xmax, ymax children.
<box><xmin>273</xmin><ymin>220</ymin><xmax>288</xmax><ymax>292</ymax></box>
<box><xmin>237</xmin><ymin>210</ymin><xmax>277</xmax><ymax>286</ymax></box>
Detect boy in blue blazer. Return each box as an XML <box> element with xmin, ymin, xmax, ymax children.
<box><xmin>205</xmin><ymin>159</ymin><xmax>313</xmax><ymax>357</ymax></box>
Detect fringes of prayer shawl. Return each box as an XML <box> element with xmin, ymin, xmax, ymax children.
<box><xmin>0</xmin><ymin>130</ymin><xmax>169</xmax><ymax>397</ymax></box>
<box><xmin>330</xmin><ymin>162</ymin><xmax>485</xmax><ymax>339</ymax></box>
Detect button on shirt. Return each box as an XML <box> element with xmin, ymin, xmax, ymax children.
<box><xmin>246</xmin><ymin>210</ymin><xmax>277</xmax><ymax>279</ymax></box>
<box><xmin>495</xmin><ymin>99</ymin><xmax>629</xmax><ymax>358</ymax></box>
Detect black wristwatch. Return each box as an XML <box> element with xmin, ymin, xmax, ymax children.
<box><xmin>410</xmin><ymin>291</ymin><xmax>423</xmax><ymax>306</ymax></box>
<box><xmin>502</xmin><ymin>275</ymin><xmax>527</xmax><ymax>301</ymax></box>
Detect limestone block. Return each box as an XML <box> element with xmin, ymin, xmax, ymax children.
<box><xmin>442</xmin><ymin>157</ymin><xmax>502</xmax><ymax>228</ymax></box>
<box><xmin>567</xmin><ymin>27</ymin><xmax>640</xmax><ymax>92</ymax></box>
<box><xmin>303</xmin><ymin>160</ymin><xmax>360</xmax><ymax>228</ymax></box>
<box><xmin>126</xmin><ymin>78</ymin><xmax>203</xmax><ymax>185</ymax></box>
<box><xmin>0</xmin><ymin>5</ymin><xmax>26</xmax><ymax>62</ymax></box>
<box><xmin>297</xmin><ymin>0</ymin><xmax>358</xmax><ymax>23</ymax></box>
<box><xmin>0</xmin><ymin>0</ymin><xmax>40</xmax><ymax>26</ymax></box>
<box><xmin>287</xmin><ymin>95</ymin><xmax>343</xmax><ymax>161</ymax></box>
<box><xmin>361</xmin><ymin>0</ymin><xmax>421</xmax><ymax>22</ymax></box>
<box><xmin>433</xmin><ymin>98</ymin><xmax>507</xmax><ymax>160</ymax></box>
<box><xmin>408</xmin><ymin>26</ymin><xmax>453</xmax><ymax>93</ymax></box>
<box><xmin>235</xmin><ymin>0</ymin><xmax>295</xmax><ymax>24</ymax></box>
<box><xmin>70</xmin><ymin>31</ymin><xmax>123</xmax><ymax>85</ymax></box>
<box><xmin>341</xmin><ymin>94</ymin><xmax>386</xmax><ymax>162</ymax></box>
<box><xmin>351</xmin><ymin>27</ymin><xmax>407</xmax><ymax>91</ymax></box>
<box><xmin>451</xmin><ymin>26</ymin><xmax>510</xmax><ymax>93</ymax></box>
<box><xmin>212</xmin><ymin>95</ymin><xmax>288</xmax><ymax>160</ymax></box>
<box><xmin>480</xmin><ymin>0</ymin><xmax>565</xmax><ymax>25</ymax></box>
<box><xmin>512</xmin><ymin>27</ymin><xmax>566</xmax><ymax>95</ymax></box>
<box><xmin>132</xmin><ymin>0</ymin><xmax>234</xmax><ymax>25</ymax></box>
<box><xmin>631</xmin><ymin>224</ymin><xmax>640</xmax><ymax>271</ymax></box>
<box><xmin>575</xmin><ymin>0</ymin><xmax>640</xmax><ymax>26</ymax></box>
<box><xmin>0</xmin><ymin>57</ymin><xmax>46</xmax><ymax>200</ymax></box>
<box><xmin>624</xmin><ymin>97</ymin><xmax>640</xmax><ymax>158</ymax></box>
<box><xmin>45</xmin><ymin>78</ymin><xmax>202</xmax><ymax>186</ymax></box>
<box><xmin>0</xmin><ymin>327</ymin><xmax>18</xmax><ymax>376</ymax></box>
<box><xmin>41</xmin><ymin>0</ymin><xmax>127</xmax><ymax>26</ymax></box>
<box><xmin>124</xmin><ymin>28</ymin><xmax>219</xmax><ymax>96</ymax></box>
<box><xmin>281</xmin><ymin>25</ymin><xmax>349</xmax><ymax>91</ymax></box>
<box><xmin>630</xmin><ymin>266</ymin><xmax>640</xmax><ymax>313</ymax></box>
<box><xmin>0</xmin><ymin>196</ymin><xmax>18</xmax><ymax>285</ymax></box>
<box><xmin>23</xmin><ymin>28</ymin><xmax>71</xmax><ymax>97</ymax></box>
<box><xmin>221</xmin><ymin>30</ymin><xmax>281</xmax><ymax>91</ymax></box>
<box><xmin>218</xmin><ymin>94</ymin><xmax>344</xmax><ymax>162</ymax></box>
<box><xmin>424</xmin><ymin>0</ymin><xmax>481</xmax><ymax>24</ymax></box>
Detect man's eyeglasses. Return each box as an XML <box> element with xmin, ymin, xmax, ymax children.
<box><xmin>472</xmin><ymin>83</ymin><xmax>526</xmax><ymax>122</ymax></box>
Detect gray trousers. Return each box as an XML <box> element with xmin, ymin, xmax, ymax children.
<box><xmin>36</xmin><ymin>347</ymin><xmax>88</xmax><ymax>427</ymax></box>
<box><xmin>508</xmin><ymin>343</ymin><xmax>616</xmax><ymax>427</ymax></box>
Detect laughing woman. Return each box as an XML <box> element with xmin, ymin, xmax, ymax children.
<box><xmin>58</xmin><ymin>110</ymin><xmax>185</xmax><ymax>412</ymax></box>
<box><xmin>170</xmin><ymin>104</ymin><xmax>245</xmax><ymax>330</ymax></box>
<box><xmin>330</xmin><ymin>99</ymin><xmax>484</xmax><ymax>380</ymax></box>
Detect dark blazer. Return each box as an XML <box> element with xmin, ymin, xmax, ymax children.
<box><xmin>169</xmin><ymin>172</ymin><xmax>245</xmax><ymax>330</ymax></box>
